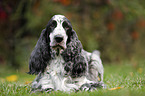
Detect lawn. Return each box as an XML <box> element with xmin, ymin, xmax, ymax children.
<box><xmin>0</xmin><ymin>60</ymin><xmax>145</xmax><ymax>96</ymax></box>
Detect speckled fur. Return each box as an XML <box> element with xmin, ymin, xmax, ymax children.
<box><xmin>28</xmin><ymin>15</ymin><xmax>105</xmax><ymax>92</ymax></box>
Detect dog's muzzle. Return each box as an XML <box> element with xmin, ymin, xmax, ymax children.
<box><xmin>52</xmin><ymin>35</ymin><xmax>65</xmax><ymax>50</ymax></box>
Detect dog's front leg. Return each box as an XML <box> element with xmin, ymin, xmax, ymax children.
<box><xmin>31</xmin><ymin>72</ymin><xmax>54</xmax><ymax>92</ymax></box>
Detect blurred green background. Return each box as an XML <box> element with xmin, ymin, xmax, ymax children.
<box><xmin>0</xmin><ymin>0</ymin><xmax>145</xmax><ymax>71</ymax></box>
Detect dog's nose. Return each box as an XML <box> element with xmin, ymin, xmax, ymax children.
<box><xmin>54</xmin><ymin>35</ymin><xmax>63</xmax><ymax>43</ymax></box>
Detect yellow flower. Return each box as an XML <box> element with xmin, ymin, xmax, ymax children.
<box><xmin>109</xmin><ymin>87</ymin><xmax>123</xmax><ymax>90</ymax></box>
<box><xmin>6</xmin><ymin>75</ymin><xmax>18</xmax><ymax>82</ymax></box>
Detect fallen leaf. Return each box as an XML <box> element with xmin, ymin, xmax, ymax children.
<box><xmin>24</xmin><ymin>81</ymin><xmax>32</xmax><ymax>84</ymax></box>
<box><xmin>6</xmin><ymin>75</ymin><xmax>18</xmax><ymax>82</ymax></box>
<box><xmin>109</xmin><ymin>87</ymin><xmax>123</xmax><ymax>90</ymax></box>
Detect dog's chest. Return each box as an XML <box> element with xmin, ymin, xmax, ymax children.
<box><xmin>46</xmin><ymin>56</ymin><xmax>68</xmax><ymax>90</ymax></box>
<box><xmin>47</xmin><ymin>56</ymin><xmax>65</xmax><ymax>76</ymax></box>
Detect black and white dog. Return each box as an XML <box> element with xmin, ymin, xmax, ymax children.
<box><xmin>28</xmin><ymin>15</ymin><xmax>105</xmax><ymax>92</ymax></box>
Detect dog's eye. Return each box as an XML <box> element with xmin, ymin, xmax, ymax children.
<box><xmin>50</xmin><ymin>20</ymin><xmax>57</xmax><ymax>28</ymax></box>
<box><xmin>62</xmin><ymin>21</ymin><xmax>70</xmax><ymax>30</ymax></box>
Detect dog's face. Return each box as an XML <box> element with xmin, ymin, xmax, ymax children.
<box><xmin>49</xmin><ymin>15</ymin><xmax>72</xmax><ymax>53</ymax></box>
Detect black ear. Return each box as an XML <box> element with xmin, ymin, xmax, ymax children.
<box><xmin>62</xmin><ymin>29</ymin><xmax>87</xmax><ymax>77</ymax></box>
<box><xmin>28</xmin><ymin>29</ymin><xmax>51</xmax><ymax>75</ymax></box>
<box><xmin>62</xmin><ymin>30</ymin><xmax>82</xmax><ymax>60</ymax></box>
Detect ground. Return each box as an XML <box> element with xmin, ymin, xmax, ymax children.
<box><xmin>0</xmin><ymin>60</ymin><xmax>145</xmax><ymax>96</ymax></box>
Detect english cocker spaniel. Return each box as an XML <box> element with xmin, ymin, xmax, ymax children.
<box><xmin>28</xmin><ymin>15</ymin><xmax>105</xmax><ymax>92</ymax></box>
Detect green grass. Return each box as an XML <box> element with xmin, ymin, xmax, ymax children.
<box><xmin>0</xmin><ymin>60</ymin><xmax>145</xmax><ymax>96</ymax></box>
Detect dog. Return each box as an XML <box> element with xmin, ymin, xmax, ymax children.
<box><xmin>28</xmin><ymin>15</ymin><xmax>105</xmax><ymax>92</ymax></box>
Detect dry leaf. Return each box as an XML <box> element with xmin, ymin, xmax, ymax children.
<box><xmin>109</xmin><ymin>87</ymin><xmax>123</xmax><ymax>90</ymax></box>
<box><xmin>24</xmin><ymin>81</ymin><xmax>32</xmax><ymax>84</ymax></box>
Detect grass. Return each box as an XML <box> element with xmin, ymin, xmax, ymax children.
<box><xmin>0</xmin><ymin>60</ymin><xmax>145</xmax><ymax>96</ymax></box>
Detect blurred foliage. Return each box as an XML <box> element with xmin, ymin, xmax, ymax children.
<box><xmin>0</xmin><ymin>0</ymin><xmax>145</xmax><ymax>68</ymax></box>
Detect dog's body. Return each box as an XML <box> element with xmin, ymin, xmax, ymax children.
<box><xmin>28</xmin><ymin>15</ymin><xmax>104</xmax><ymax>92</ymax></box>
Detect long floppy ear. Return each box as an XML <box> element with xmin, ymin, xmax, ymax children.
<box><xmin>62</xmin><ymin>28</ymin><xmax>87</xmax><ymax>78</ymax></box>
<box><xmin>28</xmin><ymin>29</ymin><xmax>51</xmax><ymax>75</ymax></box>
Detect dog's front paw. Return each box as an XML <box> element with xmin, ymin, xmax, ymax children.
<box><xmin>45</xmin><ymin>88</ymin><xmax>54</xmax><ymax>93</ymax></box>
<box><xmin>80</xmin><ymin>83</ymin><xmax>93</xmax><ymax>91</ymax></box>
<box><xmin>80</xmin><ymin>82</ymin><xmax>105</xmax><ymax>91</ymax></box>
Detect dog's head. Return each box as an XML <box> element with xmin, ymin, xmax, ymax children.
<box><xmin>48</xmin><ymin>15</ymin><xmax>72</xmax><ymax>54</ymax></box>
<box><xmin>28</xmin><ymin>15</ymin><xmax>86</xmax><ymax>77</ymax></box>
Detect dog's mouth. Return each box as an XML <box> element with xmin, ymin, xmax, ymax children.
<box><xmin>52</xmin><ymin>44</ymin><xmax>66</xmax><ymax>56</ymax></box>
<box><xmin>52</xmin><ymin>44</ymin><xmax>65</xmax><ymax>50</ymax></box>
